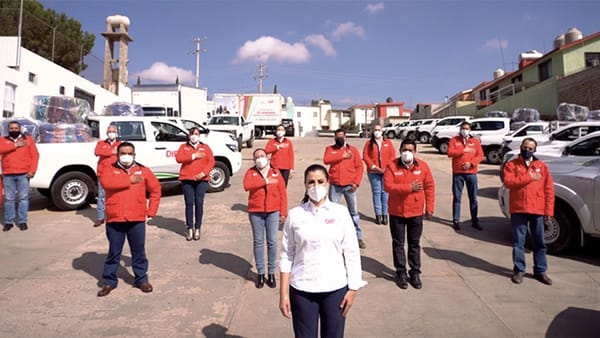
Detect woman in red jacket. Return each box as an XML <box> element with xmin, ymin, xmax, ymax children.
<box><xmin>264</xmin><ymin>124</ymin><xmax>295</xmax><ymax>186</ymax></box>
<box><xmin>243</xmin><ymin>148</ymin><xmax>288</xmax><ymax>289</ymax></box>
<box><xmin>175</xmin><ymin>128</ymin><xmax>215</xmax><ymax>241</ymax></box>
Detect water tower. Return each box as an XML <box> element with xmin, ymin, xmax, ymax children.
<box><xmin>101</xmin><ymin>15</ymin><xmax>133</xmax><ymax>94</ymax></box>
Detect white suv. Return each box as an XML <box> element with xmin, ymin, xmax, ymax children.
<box><xmin>404</xmin><ymin>119</ymin><xmax>438</xmax><ymax>142</ymax></box>
<box><xmin>429</xmin><ymin>116</ymin><xmax>473</xmax><ymax>148</ymax></box>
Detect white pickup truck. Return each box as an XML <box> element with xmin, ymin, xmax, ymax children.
<box><xmin>30</xmin><ymin>116</ymin><xmax>242</xmax><ymax>211</ymax></box>
<box><xmin>205</xmin><ymin>114</ymin><xmax>254</xmax><ymax>150</ymax></box>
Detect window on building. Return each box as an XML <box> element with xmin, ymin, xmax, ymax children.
<box><xmin>59</xmin><ymin>86</ymin><xmax>65</xmax><ymax>95</ymax></box>
<box><xmin>313</xmin><ymin>111</ymin><xmax>318</xmax><ymax>118</ymax></box>
<box><xmin>3</xmin><ymin>82</ymin><xmax>16</xmax><ymax>118</ymax></box>
<box><xmin>28</xmin><ymin>72</ymin><xmax>37</xmax><ymax>83</ymax></box>
<box><xmin>538</xmin><ymin>59</ymin><xmax>552</xmax><ymax>81</ymax></box>
<box><xmin>511</xmin><ymin>74</ymin><xmax>523</xmax><ymax>83</ymax></box>
<box><xmin>585</xmin><ymin>52</ymin><xmax>600</xmax><ymax>68</ymax></box>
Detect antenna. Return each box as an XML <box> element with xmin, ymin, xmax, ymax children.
<box><xmin>253</xmin><ymin>64</ymin><xmax>267</xmax><ymax>93</ymax></box>
<box><xmin>191</xmin><ymin>37</ymin><xmax>207</xmax><ymax>88</ymax></box>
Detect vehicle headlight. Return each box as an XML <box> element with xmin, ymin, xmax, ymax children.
<box><xmin>226</xmin><ymin>144</ymin><xmax>238</xmax><ymax>152</ymax></box>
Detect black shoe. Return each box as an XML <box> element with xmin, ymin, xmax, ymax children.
<box><xmin>18</xmin><ymin>223</ymin><xmax>28</xmax><ymax>231</ymax></box>
<box><xmin>452</xmin><ymin>221</ymin><xmax>460</xmax><ymax>230</ymax></box>
<box><xmin>533</xmin><ymin>272</ymin><xmax>552</xmax><ymax>285</ymax></box>
<box><xmin>266</xmin><ymin>274</ymin><xmax>276</xmax><ymax>288</ymax></box>
<box><xmin>3</xmin><ymin>223</ymin><xmax>13</xmax><ymax>232</ymax></box>
<box><xmin>409</xmin><ymin>273</ymin><xmax>422</xmax><ymax>289</ymax></box>
<box><xmin>255</xmin><ymin>274</ymin><xmax>265</xmax><ymax>289</ymax></box>
<box><xmin>472</xmin><ymin>222</ymin><xmax>483</xmax><ymax>231</ymax></box>
<box><xmin>375</xmin><ymin>215</ymin><xmax>381</xmax><ymax>225</ymax></box>
<box><xmin>511</xmin><ymin>271</ymin><xmax>523</xmax><ymax>284</ymax></box>
<box><xmin>395</xmin><ymin>273</ymin><xmax>408</xmax><ymax>289</ymax></box>
<box><xmin>382</xmin><ymin>215</ymin><xmax>388</xmax><ymax>225</ymax></box>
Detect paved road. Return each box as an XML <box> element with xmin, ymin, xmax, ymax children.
<box><xmin>1</xmin><ymin>137</ymin><xmax>599</xmax><ymax>337</ymax></box>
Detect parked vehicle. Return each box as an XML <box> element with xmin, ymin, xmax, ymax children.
<box><xmin>205</xmin><ymin>114</ymin><xmax>254</xmax><ymax>150</ymax></box>
<box><xmin>499</xmin><ymin>121</ymin><xmax>550</xmax><ymax>159</ymax></box>
<box><xmin>30</xmin><ymin>116</ymin><xmax>242</xmax><ymax>210</ymax></box>
<box><xmin>405</xmin><ymin>119</ymin><xmax>437</xmax><ymax>142</ymax></box>
<box><xmin>383</xmin><ymin>121</ymin><xmax>409</xmax><ymax>139</ymax></box>
<box><xmin>397</xmin><ymin>120</ymin><xmax>424</xmax><ymax>139</ymax></box>
<box><xmin>498</xmin><ymin>157</ymin><xmax>600</xmax><ymax>254</ymax></box>
<box><xmin>429</xmin><ymin>116</ymin><xmax>473</xmax><ymax>148</ymax></box>
<box><xmin>414</xmin><ymin>119</ymin><xmax>440</xmax><ymax>144</ymax></box>
<box><xmin>212</xmin><ymin>93</ymin><xmax>284</xmax><ymax>139</ymax></box>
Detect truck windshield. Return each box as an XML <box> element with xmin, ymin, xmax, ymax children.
<box><xmin>209</xmin><ymin>116</ymin><xmax>239</xmax><ymax>125</ymax></box>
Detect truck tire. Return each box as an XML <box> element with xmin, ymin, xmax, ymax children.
<box><xmin>406</xmin><ymin>131</ymin><xmax>416</xmax><ymax>141</ymax></box>
<box><xmin>246</xmin><ymin>134</ymin><xmax>254</xmax><ymax>148</ymax></box>
<box><xmin>386</xmin><ymin>130</ymin><xmax>396</xmax><ymax>139</ymax></box>
<box><xmin>237</xmin><ymin>135</ymin><xmax>243</xmax><ymax>151</ymax></box>
<box><xmin>254</xmin><ymin>127</ymin><xmax>264</xmax><ymax>139</ymax></box>
<box><xmin>418</xmin><ymin>133</ymin><xmax>430</xmax><ymax>144</ymax></box>
<box><xmin>485</xmin><ymin>146</ymin><xmax>502</xmax><ymax>164</ymax></box>
<box><xmin>545</xmin><ymin>203</ymin><xmax>575</xmax><ymax>254</ymax></box>
<box><xmin>208</xmin><ymin>161</ymin><xmax>230</xmax><ymax>193</ymax></box>
<box><xmin>438</xmin><ymin>140</ymin><xmax>449</xmax><ymax>154</ymax></box>
<box><xmin>50</xmin><ymin>172</ymin><xmax>96</xmax><ymax>211</ymax></box>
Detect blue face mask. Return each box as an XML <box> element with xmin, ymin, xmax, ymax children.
<box><xmin>520</xmin><ymin>149</ymin><xmax>533</xmax><ymax>159</ymax></box>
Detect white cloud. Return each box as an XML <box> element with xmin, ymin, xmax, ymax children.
<box><xmin>365</xmin><ymin>2</ymin><xmax>384</xmax><ymax>14</ymax></box>
<box><xmin>234</xmin><ymin>36</ymin><xmax>311</xmax><ymax>64</ymax></box>
<box><xmin>133</xmin><ymin>62</ymin><xmax>195</xmax><ymax>84</ymax></box>
<box><xmin>331</xmin><ymin>21</ymin><xmax>367</xmax><ymax>40</ymax></box>
<box><xmin>483</xmin><ymin>38</ymin><xmax>508</xmax><ymax>50</ymax></box>
<box><xmin>304</xmin><ymin>34</ymin><xmax>337</xmax><ymax>56</ymax></box>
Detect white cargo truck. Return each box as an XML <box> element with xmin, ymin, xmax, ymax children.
<box><xmin>212</xmin><ymin>93</ymin><xmax>284</xmax><ymax>138</ymax></box>
<box><xmin>132</xmin><ymin>84</ymin><xmax>210</xmax><ymax>123</ymax></box>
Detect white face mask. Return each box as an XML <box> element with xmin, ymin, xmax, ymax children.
<box><xmin>119</xmin><ymin>154</ymin><xmax>134</xmax><ymax>167</ymax></box>
<box><xmin>255</xmin><ymin>157</ymin><xmax>268</xmax><ymax>169</ymax></box>
<box><xmin>401</xmin><ymin>150</ymin><xmax>414</xmax><ymax>163</ymax></box>
<box><xmin>373</xmin><ymin>131</ymin><xmax>382</xmax><ymax>139</ymax></box>
<box><xmin>307</xmin><ymin>185</ymin><xmax>328</xmax><ymax>203</ymax></box>
<box><xmin>276</xmin><ymin>130</ymin><xmax>285</xmax><ymax>138</ymax></box>
<box><xmin>459</xmin><ymin>129</ymin><xmax>469</xmax><ymax>138</ymax></box>
<box><xmin>107</xmin><ymin>132</ymin><xmax>117</xmax><ymax>140</ymax></box>
<box><xmin>189</xmin><ymin>135</ymin><xmax>200</xmax><ymax>144</ymax></box>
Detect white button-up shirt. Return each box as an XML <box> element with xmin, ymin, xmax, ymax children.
<box><xmin>279</xmin><ymin>199</ymin><xmax>367</xmax><ymax>292</ymax></box>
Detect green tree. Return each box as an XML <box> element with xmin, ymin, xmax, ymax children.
<box><xmin>0</xmin><ymin>0</ymin><xmax>95</xmax><ymax>74</ymax></box>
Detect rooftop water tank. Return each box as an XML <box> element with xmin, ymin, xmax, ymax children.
<box><xmin>564</xmin><ymin>27</ymin><xmax>583</xmax><ymax>44</ymax></box>
<box><xmin>493</xmin><ymin>68</ymin><xmax>505</xmax><ymax>79</ymax></box>
<box><xmin>519</xmin><ymin>50</ymin><xmax>543</xmax><ymax>62</ymax></box>
<box><xmin>554</xmin><ymin>34</ymin><xmax>565</xmax><ymax>49</ymax></box>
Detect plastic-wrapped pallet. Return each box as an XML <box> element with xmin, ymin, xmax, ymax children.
<box><xmin>512</xmin><ymin>107</ymin><xmax>540</xmax><ymax>122</ymax></box>
<box><xmin>1</xmin><ymin>117</ymin><xmax>40</xmax><ymax>141</ymax></box>
<box><xmin>39</xmin><ymin>123</ymin><xmax>93</xmax><ymax>143</ymax></box>
<box><xmin>485</xmin><ymin>110</ymin><xmax>508</xmax><ymax>118</ymax></box>
<box><xmin>588</xmin><ymin>110</ymin><xmax>600</xmax><ymax>121</ymax></box>
<box><xmin>32</xmin><ymin>95</ymin><xmax>91</xmax><ymax>124</ymax></box>
<box><xmin>102</xmin><ymin>102</ymin><xmax>144</xmax><ymax>116</ymax></box>
<box><xmin>556</xmin><ymin>102</ymin><xmax>589</xmax><ymax>121</ymax></box>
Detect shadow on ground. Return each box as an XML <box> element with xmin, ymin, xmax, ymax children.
<box><xmin>198</xmin><ymin>248</ymin><xmax>254</xmax><ymax>282</ymax></box>
<box><xmin>477</xmin><ymin>187</ymin><xmax>499</xmax><ymax>200</ymax></box>
<box><xmin>361</xmin><ymin>255</ymin><xmax>395</xmax><ymax>281</ymax></box>
<box><xmin>202</xmin><ymin>323</ymin><xmax>245</xmax><ymax>338</ymax></box>
<box><xmin>423</xmin><ymin>247</ymin><xmax>513</xmax><ymax>278</ymax></box>
<box><xmin>147</xmin><ymin>215</ymin><xmax>186</xmax><ymax>237</ymax></box>
<box><xmin>546</xmin><ymin>306</ymin><xmax>600</xmax><ymax>337</ymax></box>
<box><xmin>72</xmin><ymin>251</ymin><xmax>134</xmax><ymax>287</ymax></box>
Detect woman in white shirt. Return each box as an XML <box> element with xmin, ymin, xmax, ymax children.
<box><xmin>279</xmin><ymin>164</ymin><xmax>367</xmax><ymax>338</ymax></box>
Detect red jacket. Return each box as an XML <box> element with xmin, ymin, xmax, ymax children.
<box><xmin>323</xmin><ymin>144</ymin><xmax>364</xmax><ymax>186</ymax></box>
<box><xmin>362</xmin><ymin>138</ymin><xmax>396</xmax><ymax>173</ymax></box>
<box><xmin>94</xmin><ymin>139</ymin><xmax>122</xmax><ymax>176</ymax></box>
<box><xmin>383</xmin><ymin>158</ymin><xmax>435</xmax><ymax>218</ymax></box>
<box><xmin>447</xmin><ymin>135</ymin><xmax>484</xmax><ymax>174</ymax></box>
<box><xmin>175</xmin><ymin>142</ymin><xmax>215</xmax><ymax>181</ymax></box>
<box><xmin>0</xmin><ymin>135</ymin><xmax>39</xmax><ymax>175</ymax></box>
<box><xmin>243</xmin><ymin>166</ymin><xmax>288</xmax><ymax>216</ymax></box>
<box><xmin>502</xmin><ymin>156</ymin><xmax>554</xmax><ymax>216</ymax></box>
<box><xmin>100</xmin><ymin>162</ymin><xmax>161</xmax><ymax>222</ymax></box>
<box><xmin>264</xmin><ymin>137</ymin><xmax>294</xmax><ymax>170</ymax></box>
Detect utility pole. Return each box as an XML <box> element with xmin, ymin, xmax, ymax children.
<box><xmin>254</xmin><ymin>64</ymin><xmax>267</xmax><ymax>93</ymax></box>
<box><xmin>192</xmin><ymin>37</ymin><xmax>207</xmax><ymax>88</ymax></box>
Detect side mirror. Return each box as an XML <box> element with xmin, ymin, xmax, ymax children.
<box><xmin>562</xmin><ymin>146</ymin><xmax>570</xmax><ymax>156</ymax></box>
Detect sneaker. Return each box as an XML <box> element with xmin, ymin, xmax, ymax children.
<box><xmin>18</xmin><ymin>223</ymin><xmax>28</xmax><ymax>231</ymax></box>
<box><xmin>358</xmin><ymin>239</ymin><xmax>367</xmax><ymax>249</ymax></box>
<box><xmin>185</xmin><ymin>228</ymin><xmax>193</xmax><ymax>241</ymax></box>
<box><xmin>3</xmin><ymin>223</ymin><xmax>13</xmax><ymax>232</ymax></box>
<box><xmin>193</xmin><ymin>228</ymin><xmax>201</xmax><ymax>241</ymax></box>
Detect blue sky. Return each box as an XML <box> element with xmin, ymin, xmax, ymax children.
<box><xmin>39</xmin><ymin>0</ymin><xmax>599</xmax><ymax>109</ymax></box>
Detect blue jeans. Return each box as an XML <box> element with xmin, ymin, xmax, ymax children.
<box><xmin>452</xmin><ymin>173</ymin><xmax>479</xmax><ymax>224</ymax></box>
<box><xmin>329</xmin><ymin>184</ymin><xmax>362</xmax><ymax>240</ymax></box>
<box><xmin>102</xmin><ymin>221</ymin><xmax>148</xmax><ymax>287</ymax></box>
<box><xmin>182</xmin><ymin>180</ymin><xmax>208</xmax><ymax>229</ymax></box>
<box><xmin>511</xmin><ymin>213</ymin><xmax>547</xmax><ymax>274</ymax></box>
<box><xmin>289</xmin><ymin>285</ymin><xmax>348</xmax><ymax>338</ymax></box>
<box><xmin>249</xmin><ymin>211</ymin><xmax>279</xmax><ymax>274</ymax></box>
<box><xmin>96</xmin><ymin>180</ymin><xmax>105</xmax><ymax>221</ymax></box>
<box><xmin>3</xmin><ymin>174</ymin><xmax>30</xmax><ymax>224</ymax></box>
<box><xmin>367</xmin><ymin>172</ymin><xmax>388</xmax><ymax>216</ymax></box>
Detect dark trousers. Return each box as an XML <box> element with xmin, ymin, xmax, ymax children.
<box><xmin>389</xmin><ymin>215</ymin><xmax>423</xmax><ymax>276</ymax></box>
<box><xmin>182</xmin><ymin>180</ymin><xmax>208</xmax><ymax>229</ymax></box>
<box><xmin>102</xmin><ymin>221</ymin><xmax>148</xmax><ymax>287</ymax></box>
<box><xmin>289</xmin><ymin>286</ymin><xmax>347</xmax><ymax>338</ymax></box>
<box><xmin>279</xmin><ymin>169</ymin><xmax>291</xmax><ymax>186</ymax></box>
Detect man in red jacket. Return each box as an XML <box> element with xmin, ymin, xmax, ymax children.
<box><xmin>97</xmin><ymin>142</ymin><xmax>161</xmax><ymax>297</ymax></box>
<box><xmin>383</xmin><ymin>139</ymin><xmax>435</xmax><ymax>290</ymax></box>
<box><xmin>447</xmin><ymin>121</ymin><xmax>484</xmax><ymax>230</ymax></box>
<box><xmin>93</xmin><ymin>124</ymin><xmax>121</xmax><ymax>227</ymax></box>
<box><xmin>502</xmin><ymin>138</ymin><xmax>554</xmax><ymax>285</ymax></box>
<box><xmin>324</xmin><ymin>129</ymin><xmax>365</xmax><ymax>249</ymax></box>
<box><xmin>0</xmin><ymin>121</ymin><xmax>39</xmax><ymax>232</ymax></box>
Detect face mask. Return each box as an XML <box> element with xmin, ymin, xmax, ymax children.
<box><xmin>276</xmin><ymin>130</ymin><xmax>285</xmax><ymax>138</ymax></box>
<box><xmin>520</xmin><ymin>149</ymin><xmax>533</xmax><ymax>159</ymax></box>
<box><xmin>119</xmin><ymin>154</ymin><xmax>134</xmax><ymax>167</ymax></box>
<box><xmin>307</xmin><ymin>185</ymin><xmax>328</xmax><ymax>203</ymax></box>
<box><xmin>8</xmin><ymin>131</ymin><xmax>20</xmax><ymax>139</ymax></box>
<box><xmin>373</xmin><ymin>131</ymin><xmax>382</xmax><ymax>138</ymax></box>
<box><xmin>107</xmin><ymin>132</ymin><xmax>117</xmax><ymax>140</ymax></box>
<box><xmin>189</xmin><ymin>135</ymin><xmax>200</xmax><ymax>144</ymax></box>
<box><xmin>334</xmin><ymin>137</ymin><xmax>345</xmax><ymax>147</ymax></box>
<box><xmin>255</xmin><ymin>157</ymin><xmax>268</xmax><ymax>169</ymax></box>
<box><xmin>401</xmin><ymin>150</ymin><xmax>414</xmax><ymax>163</ymax></box>
<box><xmin>459</xmin><ymin>129</ymin><xmax>469</xmax><ymax>138</ymax></box>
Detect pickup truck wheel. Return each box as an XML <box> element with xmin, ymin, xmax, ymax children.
<box><xmin>545</xmin><ymin>203</ymin><xmax>575</xmax><ymax>254</ymax></box>
<box><xmin>237</xmin><ymin>135</ymin><xmax>243</xmax><ymax>151</ymax></box>
<box><xmin>438</xmin><ymin>140</ymin><xmax>449</xmax><ymax>154</ymax></box>
<box><xmin>254</xmin><ymin>127</ymin><xmax>264</xmax><ymax>139</ymax></box>
<box><xmin>418</xmin><ymin>133</ymin><xmax>430</xmax><ymax>144</ymax></box>
<box><xmin>385</xmin><ymin>130</ymin><xmax>396</xmax><ymax>139</ymax></box>
<box><xmin>246</xmin><ymin>135</ymin><xmax>254</xmax><ymax>148</ymax></box>
<box><xmin>208</xmin><ymin>161</ymin><xmax>230</xmax><ymax>192</ymax></box>
<box><xmin>50</xmin><ymin>172</ymin><xmax>96</xmax><ymax>211</ymax></box>
<box><xmin>485</xmin><ymin>146</ymin><xmax>502</xmax><ymax>164</ymax></box>
<box><xmin>36</xmin><ymin>188</ymin><xmax>51</xmax><ymax>198</ymax></box>
<box><xmin>406</xmin><ymin>131</ymin><xmax>416</xmax><ymax>141</ymax></box>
